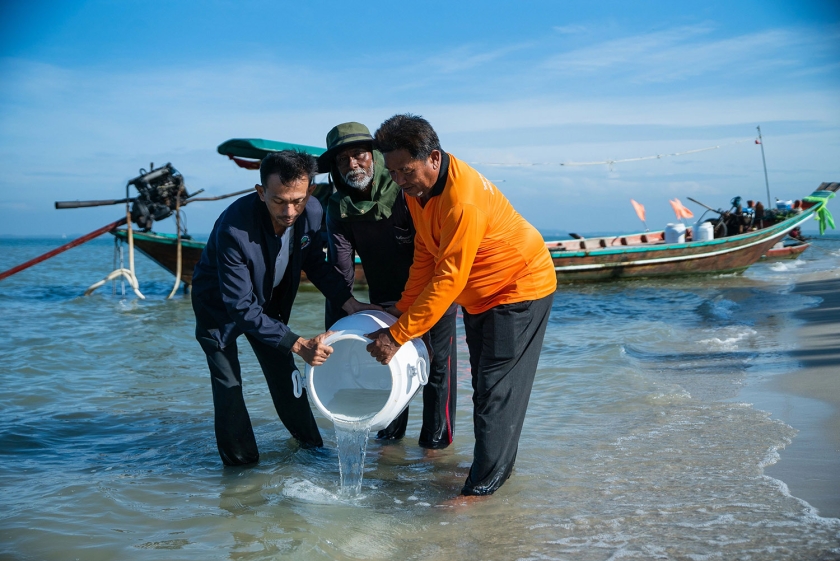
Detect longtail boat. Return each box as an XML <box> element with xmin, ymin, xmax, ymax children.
<box><xmin>546</xmin><ymin>183</ymin><xmax>837</xmax><ymax>282</ymax></box>
<box><xmin>113</xmin><ymin>184</ymin><xmax>835</xmax><ymax>287</ymax></box>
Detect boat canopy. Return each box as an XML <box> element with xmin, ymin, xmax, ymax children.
<box><xmin>217</xmin><ymin>138</ymin><xmax>325</xmax><ymax>159</ymax></box>
<box><xmin>217</xmin><ymin>138</ymin><xmax>326</xmax><ymax>170</ymax></box>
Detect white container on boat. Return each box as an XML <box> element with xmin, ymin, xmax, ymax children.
<box><xmin>294</xmin><ymin>311</ymin><xmax>428</xmax><ymax>431</ymax></box>
<box><xmin>694</xmin><ymin>221</ymin><xmax>714</xmax><ymax>242</ymax></box>
<box><xmin>664</xmin><ymin>223</ymin><xmax>686</xmax><ymax>244</ymax></box>
<box><xmin>776</xmin><ymin>199</ymin><xmax>792</xmax><ymax>211</ymax></box>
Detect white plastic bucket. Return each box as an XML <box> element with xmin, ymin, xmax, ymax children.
<box><xmin>694</xmin><ymin>221</ymin><xmax>714</xmax><ymax>242</ymax></box>
<box><xmin>292</xmin><ymin>311</ymin><xmax>428</xmax><ymax>431</ymax></box>
<box><xmin>664</xmin><ymin>223</ymin><xmax>686</xmax><ymax>244</ymax></box>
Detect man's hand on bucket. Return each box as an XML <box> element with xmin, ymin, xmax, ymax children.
<box><xmin>342</xmin><ymin>297</ymin><xmax>384</xmax><ymax>315</ymax></box>
<box><xmin>292</xmin><ymin>331</ymin><xmax>335</xmax><ymax>366</ymax></box>
<box><xmin>365</xmin><ymin>327</ymin><xmax>401</xmax><ymax>365</ymax></box>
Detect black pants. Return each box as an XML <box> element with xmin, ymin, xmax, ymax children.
<box><xmin>376</xmin><ymin>311</ymin><xmax>458</xmax><ymax>449</ymax></box>
<box><xmin>460</xmin><ymin>293</ymin><xmax>554</xmax><ymax>496</ymax></box>
<box><xmin>193</xmin><ymin>304</ymin><xmax>322</xmax><ymax>466</ymax></box>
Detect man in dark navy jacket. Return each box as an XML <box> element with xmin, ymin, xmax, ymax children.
<box><xmin>192</xmin><ymin>150</ymin><xmax>378</xmax><ymax>466</ymax></box>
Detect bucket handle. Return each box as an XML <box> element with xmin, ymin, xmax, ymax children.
<box><xmin>291</xmin><ymin>369</ymin><xmax>306</xmax><ymax>399</ymax></box>
<box><xmin>409</xmin><ymin>357</ymin><xmax>429</xmax><ymax>385</ymax></box>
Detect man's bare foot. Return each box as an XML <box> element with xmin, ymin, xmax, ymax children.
<box><xmin>441</xmin><ymin>494</ymin><xmax>490</xmax><ymax>509</ymax></box>
<box><xmin>421</xmin><ymin>447</ymin><xmax>446</xmax><ymax>459</ymax></box>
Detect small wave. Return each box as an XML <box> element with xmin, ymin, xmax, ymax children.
<box><xmin>696</xmin><ymin>327</ymin><xmax>757</xmax><ymax>351</ymax></box>
<box><xmin>695</xmin><ymin>295</ymin><xmax>746</xmax><ymax>324</ymax></box>
<box><xmin>769</xmin><ymin>260</ymin><xmax>807</xmax><ymax>273</ymax></box>
<box><xmin>644</xmin><ymin>389</ymin><xmax>692</xmax><ymax>406</ymax></box>
<box><xmin>757</xmin><ymin>439</ymin><xmax>791</xmax><ymax>470</ymax></box>
<box><xmin>759</xmin><ymin>474</ymin><xmax>840</xmax><ymax>526</ymax></box>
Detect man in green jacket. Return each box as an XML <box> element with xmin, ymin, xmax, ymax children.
<box><xmin>320</xmin><ymin>122</ymin><xmax>458</xmax><ymax>449</ymax></box>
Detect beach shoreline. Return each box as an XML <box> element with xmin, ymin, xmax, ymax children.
<box><xmin>760</xmin><ymin>270</ymin><xmax>840</xmax><ymax>519</ymax></box>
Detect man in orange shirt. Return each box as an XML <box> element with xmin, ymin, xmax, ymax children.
<box><xmin>366</xmin><ymin>114</ymin><xmax>557</xmax><ymax>496</ymax></box>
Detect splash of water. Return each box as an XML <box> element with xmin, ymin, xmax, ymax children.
<box><xmin>328</xmin><ymin>388</ymin><xmax>390</xmax><ymax>495</ymax></box>
<box><xmin>334</xmin><ymin>420</ymin><xmax>371</xmax><ymax>496</ymax></box>
<box><xmin>326</xmin><ymin>385</ymin><xmax>391</xmax><ymax>495</ymax></box>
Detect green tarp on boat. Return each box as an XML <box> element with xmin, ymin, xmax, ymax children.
<box><xmin>217</xmin><ymin>138</ymin><xmax>325</xmax><ymax>160</ymax></box>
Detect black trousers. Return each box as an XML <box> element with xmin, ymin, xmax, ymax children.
<box><xmin>193</xmin><ymin>303</ymin><xmax>322</xmax><ymax>466</ymax></box>
<box><xmin>376</xmin><ymin>311</ymin><xmax>458</xmax><ymax>449</ymax></box>
<box><xmin>460</xmin><ymin>293</ymin><xmax>554</xmax><ymax>496</ymax></box>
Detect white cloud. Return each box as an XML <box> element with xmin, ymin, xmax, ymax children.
<box><xmin>420</xmin><ymin>43</ymin><xmax>533</xmax><ymax>75</ymax></box>
<box><xmin>0</xmin><ymin>202</ymin><xmax>30</xmax><ymax>210</ymax></box>
<box><xmin>540</xmin><ymin>25</ymin><xmax>816</xmax><ymax>84</ymax></box>
<box><xmin>544</xmin><ymin>24</ymin><xmax>714</xmax><ymax>71</ymax></box>
<box><xmin>553</xmin><ymin>25</ymin><xmax>587</xmax><ymax>35</ymax></box>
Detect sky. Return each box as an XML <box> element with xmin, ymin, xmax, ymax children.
<box><xmin>1</xmin><ymin>0</ymin><xmax>839</xmax><ymax>237</ymax></box>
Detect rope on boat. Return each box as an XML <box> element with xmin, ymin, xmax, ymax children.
<box><xmin>469</xmin><ymin>139</ymin><xmax>752</xmax><ymax>169</ymax></box>
<box><xmin>85</xmin><ymin>206</ymin><xmax>145</xmax><ymax>299</ymax></box>
<box><xmin>166</xmin><ymin>187</ymin><xmax>183</xmax><ymax>299</ymax></box>
<box><xmin>84</xmin><ymin>267</ymin><xmax>143</xmax><ymax>298</ymax></box>
<box><xmin>112</xmin><ymin>236</ymin><xmax>122</xmax><ymax>297</ymax></box>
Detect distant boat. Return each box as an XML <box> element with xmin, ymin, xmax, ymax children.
<box><xmin>546</xmin><ymin>183</ymin><xmax>836</xmax><ymax>282</ymax></box>
<box><xmin>760</xmin><ymin>239</ymin><xmax>810</xmax><ymax>261</ymax></box>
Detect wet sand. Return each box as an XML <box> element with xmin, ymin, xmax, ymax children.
<box><xmin>763</xmin><ymin>271</ymin><xmax>840</xmax><ymax>519</ymax></box>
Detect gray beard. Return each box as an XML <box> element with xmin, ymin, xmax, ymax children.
<box><xmin>342</xmin><ymin>164</ymin><xmax>374</xmax><ymax>190</ymax></box>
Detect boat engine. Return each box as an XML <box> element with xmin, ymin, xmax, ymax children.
<box><xmin>128</xmin><ymin>164</ymin><xmax>190</xmax><ymax>231</ymax></box>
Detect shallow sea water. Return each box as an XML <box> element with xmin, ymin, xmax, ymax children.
<box><xmin>1</xmin><ymin>234</ymin><xmax>840</xmax><ymax>560</ymax></box>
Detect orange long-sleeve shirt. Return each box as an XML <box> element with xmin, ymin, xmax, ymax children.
<box><xmin>390</xmin><ymin>154</ymin><xmax>557</xmax><ymax>345</ymax></box>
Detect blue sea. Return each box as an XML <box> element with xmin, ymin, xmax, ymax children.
<box><xmin>1</xmin><ymin>232</ymin><xmax>839</xmax><ymax>560</ymax></box>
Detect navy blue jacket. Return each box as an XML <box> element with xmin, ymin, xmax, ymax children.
<box><xmin>192</xmin><ymin>192</ymin><xmax>352</xmax><ymax>352</ymax></box>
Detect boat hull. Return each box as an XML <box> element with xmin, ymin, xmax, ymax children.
<box><xmin>112</xmin><ymin>230</ymin><xmax>204</xmax><ymax>285</ymax></box>
<box><xmin>110</xmin><ymin>230</ymin><xmax>368</xmax><ymax>288</ymax></box>
<box><xmin>548</xmin><ymin>210</ymin><xmax>815</xmax><ymax>282</ymax></box>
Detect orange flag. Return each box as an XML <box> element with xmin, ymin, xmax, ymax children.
<box><xmin>669</xmin><ymin>198</ymin><xmax>694</xmax><ymax>220</ymax></box>
<box><xmin>630</xmin><ymin>199</ymin><xmax>646</xmax><ymax>222</ymax></box>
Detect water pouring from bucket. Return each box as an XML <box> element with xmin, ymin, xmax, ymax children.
<box><xmin>291</xmin><ymin>310</ymin><xmax>429</xmax><ymax>494</ymax></box>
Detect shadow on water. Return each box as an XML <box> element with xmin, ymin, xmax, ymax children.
<box><xmin>787</xmin><ymin>277</ymin><xmax>840</xmax><ymax>369</ymax></box>
<box><xmin>0</xmin><ymin>408</ymin><xmax>217</xmax><ymax>469</ymax></box>
<box><xmin>792</xmin><ymin>277</ymin><xmax>840</xmax><ymax>326</ymax></box>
